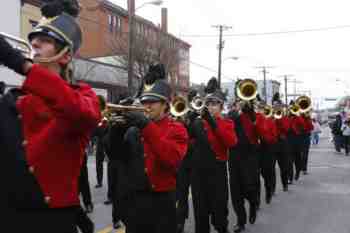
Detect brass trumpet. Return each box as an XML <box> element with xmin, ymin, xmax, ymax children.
<box><xmin>106</xmin><ymin>103</ymin><xmax>148</xmax><ymax>112</ymax></box>
<box><xmin>263</xmin><ymin>104</ymin><xmax>273</xmax><ymax>118</ymax></box>
<box><xmin>190</xmin><ymin>96</ymin><xmax>205</xmax><ymax>112</ymax></box>
<box><xmin>236</xmin><ymin>79</ymin><xmax>258</xmax><ymax>101</ymax></box>
<box><xmin>289</xmin><ymin>104</ymin><xmax>300</xmax><ymax>116</ymax></box>
<box><xmin>273</xmin><ymin>107</ymin><xmax>284</xmax><ymax>119</ymax></box>
<box><xmin>296</xmin><ymin>95</ymin><xmax>312</xmax><ymax>113</ymax></box>
<box><xmin>170</xmin><ymin>96</ymin><xmax>189</xmax><ymax>117</ymax></box>
<box><xmin>0</xmin><ymin>32</ymin><xmax>32</xmax><ymax>57</ymax></box>
<box><xmin>99</xmin><ymin>103</ymin><xmax>149</xmax><ymax>126</ymax></box>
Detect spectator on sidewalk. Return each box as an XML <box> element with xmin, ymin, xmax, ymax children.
<box><xmin>0</xmin><ymin>81</ymin><xmax>5</xmax><ymax>96</ymax></box>
<box><xmin>311</xmin><ymin>118</ymin><xmax>322</xmax><ymax>145</ymax></box>
<box><xmin>332</xmin><ymin>114</ymin><xmax>344</xmax><ymax>153</ymax></box>
<box><xmin>341</xmin><ymin>119</ymin><xmax>350</xmax><ymax>156</ymax></box>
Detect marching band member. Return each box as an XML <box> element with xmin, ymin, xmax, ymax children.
<box><xmin>176</xmin><ymin>89</ymin><xmax>198</xmax><ymax>233</ymax></box>
<box><xmin>0</xmin><ymin>1</ymin><xmax>100</xmax><ymax>233</ymax></box>
<box><xmin>273</xmin><ymin>104</ymin><xmax>291</xmax><ymax>192</ymax></box>
<box><xmin>301</xmin><ymin>112</ymin><xmax>314</xmax><ymax>175</ymax></box>
<box><xmin>257</xmin><ymin>103</ymin><xmax>278</xmax><ymax>208</ymax></box>
<box><xmin>189</xmin><ymin>77</ymin><xmax>237</xmax><ymax>233</ymax></box>
<box><xmin>228</xmin><ymin>80</ymin><xmax>274</xmax><ymax>233</ymax></box>
<box><xmin>287</xmin><ymin>101</ymin><xmax>305</xmax><ymax>183</ymax></box>
<box><xmin>107</xmin><ymin>64</ymin><xmax>188</xmax><ymax>233</ymax></box>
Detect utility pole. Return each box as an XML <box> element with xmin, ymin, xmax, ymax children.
<box><xmin>212</xmin><ymin>25</ymin><xmax>232</xmax><ymax>88</ymax></box>
<box><xmin>278</xmin><ymin>74</ymin><xmax>294</xmax><ymax>105</ymax></box>
<box><xmin>290</xmin><ymin>78</ymin><xmax>303</xmax><ymax>100</ymax></box>
<box><xmin>127</xmin><ymin>0</ymin><xmax>135</xmax><ymax>95</ymax></box>
<box><xmin>255</xmin><ymin>66</ymin><xmax>273</xmax><ymax>103</ymax></box>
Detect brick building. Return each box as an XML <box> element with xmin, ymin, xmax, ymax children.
<box><xmin>21</xmin><ymin>0</ymin><xmax>191</xmax><ymax>96</ymax></box>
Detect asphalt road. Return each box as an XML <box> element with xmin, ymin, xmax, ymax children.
<box><xmin>86</xmin><ymin>127</ymin><xmax>350</xmax><ymax>233</ymax></box>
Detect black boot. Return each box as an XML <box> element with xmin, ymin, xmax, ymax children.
<box><xmin>176</xmin><ymin>223</ymin><xmax>184</xmax><ymax>233</ymax></box>
<box><xmin>85</xmin><ymin>203</ymin><xmax>94</xmax><ymax>213</ymax></box>
<box><xmin>249</xmin><ymin>204</ymin><xmax>257</xmax><ymax>224</ymax></box>
<box><xmin>113</xmin><ymin>221</ymin><xmax>123</xmax><ymax>229</ymax></box>
<box><xmin>283</xmin><ymin>186</ymin><xmax>288</xmax><ymax>192</ymax></box>
<box><xmin>218</xmin><ymin>228</ymin><xmax>231</xmax><ymax>233</ymax></box>
<box><xmin>265</xmin><ymin>193</ymin><xmax>272</xmax><ymax>204</ymax></box>
<box><xmin>295</xmin><ymin>172</ymin><xmax>300</xmax><ymax>181</ymax></box>
<box><xmin>233</xmin><ymin>224</ymin><xmax>245</xmax><ymax>233</ymax></box>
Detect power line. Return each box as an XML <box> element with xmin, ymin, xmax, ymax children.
<box><xmin>189</xmin><ymin>60</ymin><xmax>234</xmax><ymax>80</ymax></box>
<box><xmin>180</xmin><ymin>24</ymin><xmax>350</xmax><ymax>38</ymax></box>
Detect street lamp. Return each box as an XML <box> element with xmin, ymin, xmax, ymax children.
<box><xmin>135</xmin><ymin>0</ymin><xmax>163</xmax><ymax>11</ymax></box>
<box><xmin>127</xmin><ymin>0</ymin><xmax>163</xmax><ymax>95</ymax></box>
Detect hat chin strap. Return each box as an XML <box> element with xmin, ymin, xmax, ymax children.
<box><xmin>33</xmin><ymin>46</ymin><xmax>75</xmax><ymax>83</ymax></box>
<box><xmin>33</xmin><ymin>46</ymin><xmax>70</xmax><ymax>64</ymax></box>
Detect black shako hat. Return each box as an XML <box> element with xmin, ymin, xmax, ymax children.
<box><xmin>204</xmin><ymin>77</ymin><xmax>226</xmax><ymax>103</ymax></box>
<box><xmin>140</xmin><ymin>64</ymin><xmax>172</xmax><ymax>103</ymax></box>
<box><xmin>28</xmin><ymin>0</ymin><xmax>82</xmax><ymax>54</ymax></box>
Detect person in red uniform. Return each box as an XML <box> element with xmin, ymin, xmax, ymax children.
<box><xmin>257</xmin><ymin>104</ymin><xmax>278</xmax><ymax>208</ymax></box>
<box><xmin>0</xmin><ymin>1</ymin><xmax>100</xmax><ymax>233</ymax></box>
<box><xmin>107</xmin><ymin>64</ymin><xmax>188</xmax><ymax>233</ymax></box>
<box><xmin>287</xmin><ymin>101</ymin><xmax>305</xmax><ymax>183</ymax></box>
<box><xmin>176</xmin><ymin>89</ymin><xmax>198</xmax><ymax>233</ymax></box>
<box><xmin>189</xmin><ymin>78</ymin><xmax>237</xmax><ymax>233</ymax></box>
<box><xmin>228</xmin><ymin>82</ymin><xmax>274</xmax><ymax>233</ymax></box>
<box><xmin>273</xmin><ymin>104</ymin><xmax>291</xmax><ymax>192</ymax></box>
<box><xmin>301</xmin><ymin>111</ymin><xmax>314</xmax><ymax>175</ymax></box>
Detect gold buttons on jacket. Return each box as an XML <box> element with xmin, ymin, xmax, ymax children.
<box><xmin>17</xmin><ymin>114</ymin><xmax>23</xmax><ymax>119</ymax></box>
<box><xmin>144</xmin><ymin>153</ymin><xmax>147</xmax><ymax>158</ymax></box>
<box><xmin>22</xmin><ymin>140</ymin><xmax>28</xmax><ymax>147</ymax></box>
<box><xmin>28</xmin><ymin>166</ymin><xmax>35</xmax><ymax>174</ymax></box>
<box><xmin>151</xmin><ymin>184</ymin><xmax>155</xmax><ymax>189</ymax></box>
<box><xmin>144</xmin><ymin>168</ymin><xmax>148</xmax><ymax>173</ymax></box>
<box><xmin>44</xmin><ymin>196</ymin><xmax>51</xmax><ymax>204</ymax></box>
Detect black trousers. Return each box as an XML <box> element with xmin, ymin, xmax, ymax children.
<box><xmin>79</xmin><ymin>155</ymin><xmax>92</xmax><ymax>208</ymax></box>
<box><xmin>344</xmin><ymin>136</ymin><xmax>350</xmax><ymax>155</ymax></box>
<box><xmin>176</xmin><ymin>156</ymin><xmax>192</xmax><ymax>226</ymax></box>
<box><xmin>96</xmin><ymin>140</ymin><xmax>106</xmax><ymax>186</ymax></box>
<box><xmin>229</xmin><ymin>152</ymin><xmax>259</xmax><ymax>227</ymax></box>
<box><xmin>257</xmin><ymin>145</ymin><xmax>275</xmax><ymax>206</ymax></box>
<box><xmin>272</xmin><ymin>139</ymin><xmax>289</xmax><ymax>190</ymax></box>
<box><xmin>288</xmin><ymin>135</ymin><xmax>302</xmax><ymax>181</ymax></box>
<box><xmin>301</xmin><ymin>135</ymin><xmax>311</xmax><ymax>172</ymax></box>
<box><xmin>123</xmin><ymin>191</ymin><xmax>176</xmax><ymax>233</ymax></box>
<box><xmin>76</xmin><ymin>206</ymin><xmax>94</xmax><ymax>233</ymax></box>
<box><xmin>7</xmin><ymin>207</ymin><xmax>79</xmax><ymax>233</ymax></box>
<box><xmin>109</xmin><ymin>161</ymin><xmax>121</xmax><ymax>224</ymax></box>
<box><xmin>191</xmin><ymin>161</ymin><xmax>229</xmax><ymax>233</ymax></box>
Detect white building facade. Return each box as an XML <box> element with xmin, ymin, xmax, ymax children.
<box><xmin>0</xmin><ymin>0</ymin><xmax>24</xmax><ymax>89</ymax></box>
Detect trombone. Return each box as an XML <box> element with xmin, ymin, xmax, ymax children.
<box><xmin>0</xmin><ymin>32</ymin><xmax>32</xmax><ymax>57</ymax></box>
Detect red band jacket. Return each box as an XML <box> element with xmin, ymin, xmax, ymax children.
<box><xmin>302</xmin><ymin>117</ymin><xmax>314</xmax><ymax>134</ymax></box>
<box><xmin>3</xmin><ymin>64</ymin><xmax>101</xmax><ymax>208</ymax></box>
<box><xmin>202</xmin><ymin>116</ymin><xmax>237</xmax><ymax>161</ymax></box>
<box><xmin>263</xmin><ymin>117</ymin><xmax>278</xmax><ymax>145</ymax></box>
<box><xmin>275</xmin><ymin>116</ymin><xmax>291</xmax><ymax>140</ymax></box>
<box><xmin>108</xmin><ymin>115</ymin><xmax>189</xmax><ymax>195</ymax></box>
<box><xmin>141</xmin><ymin>116</ymin><xmax>189</xmax><ymax>191</ymax></box>
<box><xmin>290</xmin><ymin>115</ymin><xmax>305</xmax><ymax>135</ymax></box>
<box><xmin>239</xmin><ymin>112</ymin><xmax>275</xmax><ymax>145</ymax></box>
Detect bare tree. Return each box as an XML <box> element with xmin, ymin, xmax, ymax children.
<box><xmin>108</xmin><ymin>26</ymin><xmax>182</xmax><ymax>88</ymax></box>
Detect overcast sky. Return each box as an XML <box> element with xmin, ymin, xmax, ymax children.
<box><xmin>110</xmin><ymin>0</ymin><xmax>350</xmax><ymax>108</ymax></box>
